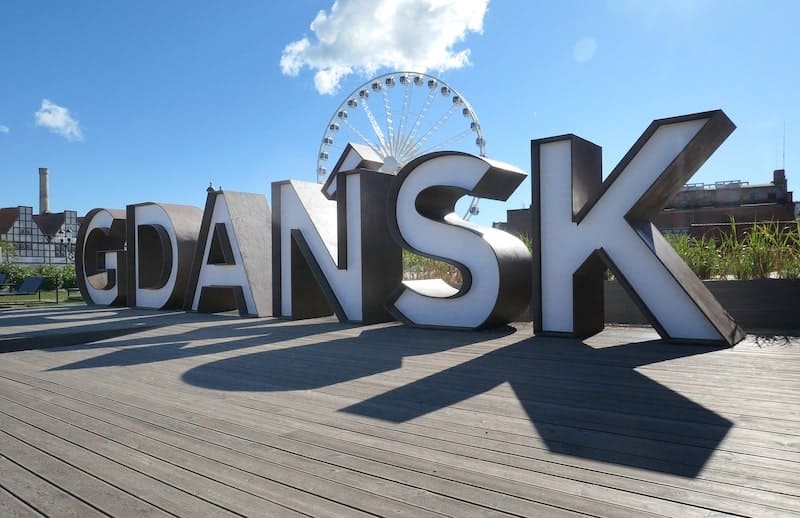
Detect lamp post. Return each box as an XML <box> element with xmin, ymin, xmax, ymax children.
<box><xmin>54</xmin><ymin>228</ymin><xmax>77</xmax><ymax>303</ymax></box>
<box><xmin>55</xmin><ymin>229</ymin><xmax>76</xmax><ymax>264</ymax></box>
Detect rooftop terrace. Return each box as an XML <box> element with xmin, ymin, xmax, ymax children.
<box><xmin>1</xmin><ymin>306</ymin><xmax>798</xmax><ymax>516</ymax></box>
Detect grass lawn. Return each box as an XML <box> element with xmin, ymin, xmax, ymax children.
<box><xmin>0</xmin><ymin>289</ymin><xmax>85</xmax><ymax>307</ymax></box>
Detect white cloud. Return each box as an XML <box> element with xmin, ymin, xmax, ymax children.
<box><xmin>34</xmin><ymin>99</ymin><xmax>83</xmax><ymax>141</ymax></box>
<box><xmin>0</xmin><ymin>124</ymin><xmax>8</xmax><ymax>134</ymax></box>
<box><xmin>573</xmin><ymin>37</ymin><xmax>597</xmax><ymax>63</ymax></box>
<box><xmin>280</xmin><ymin>0</ymin><xmax>490</xmax><ymax>95</ymax></box>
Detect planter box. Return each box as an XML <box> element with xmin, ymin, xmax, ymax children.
<box><xmin>605</xmin><ymin>279</ymin><xmax>800</xmax><ymax>331</ymax></box>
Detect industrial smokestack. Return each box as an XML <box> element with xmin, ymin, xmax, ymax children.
<box><xmin>39</xmin><ymin>167</ymin><xmax>50</xmax><ymax>214</ymax></box>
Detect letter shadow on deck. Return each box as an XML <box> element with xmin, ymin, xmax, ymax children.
<box><xmin>47</xmin><ymin>319</ymin><xmax>347</xmax><ymax>370</ymax></box>
<box><xmin>182</xmin><ymin>326</ymin><xmax>515</xmax><ymax>393</ymax></box>
<box><xmin>180</xmin><ymin>325</ymin><xmax>731</xmax><ymax>478</ymax></box>
<box><xmin>342</xmin><ymin>336</ymin><xmax>732</xmax><ymax>478</ymax></box>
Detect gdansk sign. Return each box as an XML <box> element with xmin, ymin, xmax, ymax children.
<box><xmin>76</xmin><ymin>110</ymin><xmax>745</xmax><ymax>346</ymax></box>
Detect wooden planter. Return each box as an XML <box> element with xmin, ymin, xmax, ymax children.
<box><xmin>604</xmin><ymin>279</ymin><xmax>800</xmax><ymax>331</ymax></box>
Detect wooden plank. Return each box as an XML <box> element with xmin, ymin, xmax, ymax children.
<box><xmin>10</xmin><ymin>330</ymin><xmax>793</xmax><ymax>430</ymax></box>
<box><xmin>2</xmin><ymin>309</ymin><xmax>800</xmax><ymax>517</ymax></box>
<box><xmin>0</xmin><ymin>410</ymin><xmax>239</xmax><ymax>517</ymax></box>
<box><xmin>196</xmin><ymin>382</ymin><xmax>800</xmax><ymax>495</ymax></box>
<box><xmin>0</xmin><ymin>386</ymin><xmax>482</xmax><ymax>518</ymax></box>
<box><xmin>0</xmin><ymin>377</ymin><xmax>583</xmax><ymax>518</ymax></box>
<box><xmin>0</xmin><ymin>456</ymin><xmax>87</xmax><ymax>518</ymax></box>
<box><xmin>11</xmin><ymin>336</ymin><xmax>800</xmax><ymax>436</ymax></box>
<box><xmin>0</xmin><ymin>485</ymin><xmax>42</xmax><ymax>518</ymax></box>
<box><xmin>1</xmin><ymin>370</ymin><xmax>650</xmax><ymax>517</ymax></box>
<box><xmin>212</xmin><ymin>332</ymin><xmax>800</xmax><ymax>420</ymax></box>
<box><xmin>6</xmin><ymin>348</ymin><xmax>800</xmax><ymax>490</ymax></box>
<box><xmin>0</xmin><ymin>430</ymin><xmax>169</xmax><ymax>517</ymax></box>
<box><xmin>174</xmin><ymin>344</ymin><xmax>800</xmax><ymax>437</ymax></box>
<box><xmin>0</xmin><ymin>398</ymin><xmax>322</xmax><ymax>518</ymax></box>
<box><xmin>53</xmin><ymin>319</ymin><xmax>797</xmax><ymax>411</ymax></box>
<box><xmin>0</xmin><ymin>370</ymin><xmax>768</xmax><ymax>514</ymax></box>
<box><xmin>6</xmin><ymin>350</ymin><xmax>800</xmax><ymax>484</ymax></box>
<box><xmin>189</xmin><ymin>384</ymin><xmax>797</xmax><ymax>504</ymax></box>
<box><xmin>286</xmin><ymin>427</ymin><xmax>797</xmax><ymax>518</ymax></box>
<box><xmin>6</xmin><ymin>316</ymin><xmax>800</xmax><ymax>394</ymax></box>
<box><xmin>90</xmin><ymin>345</ymin><xmax>800</xmax><ymax>464</ymax></box>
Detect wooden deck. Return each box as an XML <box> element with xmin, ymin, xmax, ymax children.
<box><xmin>1</xmin><ymin>305</ymin><xmax>799</xmax><ymax>517</ymax></box>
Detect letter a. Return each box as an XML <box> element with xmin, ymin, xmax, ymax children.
<box><xmin>532</xmin><ymin>110</ymin><xmax>744</xmax><ymax>346</ymax></box>
<box><xmin>184</xmin><ymin>189</ymin><xmax>272</xmax><ymax>316</ymax></box>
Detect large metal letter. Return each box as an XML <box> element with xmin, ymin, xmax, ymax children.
<box><xmin>126</xmin><ymin>203</ymin><xmax>202</xmax><ymax>309</ymax></box>
<box><xmin>272</xmin><ymin>165</ymin><xmax>401</xmax><ymax>323</ymax></box>
<box><xmin>387</xmin><ymin>152</ymin><xmax>531</xmax><ymax>329</ymax></box>
<box><xmin>76</xmin><ymin>208</ymin><xmax>127</xmax><ymax>306</ymax></box>
<box><xmin>532</xmin><ymin>110</ymin><xmax>744</xmax><ymax>345</ymax></box>
<box><xmin>184</xmin><ymin>189</ymin><xmax>272</xmax><ymax>316</ymax></box>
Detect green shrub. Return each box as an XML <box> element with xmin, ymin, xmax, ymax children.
<box><xmin>663</xmin><ymin>220</ymin><xmax>800</xmax><ymax>280</ymax></box>
<box><xmin>665</xmin><ymin>233</ymin><xmax>720</xmax><ymax>280</ymax></box>
<box><xmin>32</xmin><ymin>264</ymin><xmax>62</xmax><ymax>290</ymax></box>
<box><xmin>61</xmin><ymin>264</ymin><xmax>77</xmax><ymax>288</ymax></box>
<box><xmin>0</xmin><ymin>240</ymin><xmax>16</xmax><ymax>261</ymax></box>
<box><xmin>518</xmin><ymin>233</ymin><xmax>533</xmax><ymax>252</ymax></box>
<box><xmin>708</xmin><ymin>220</ymin><xmax>799</xmax><ymax>280</ymax></box>
<box><xmin>402</xmin><ymin>250</ymin><xmax>462</xmax><ymax>287</ymax></box>
<box><xmin>0</xmin><ymin>262</ymin><xmax>27</xmax><ymax>286</ymax></box>
<box><xmin>775</xmin><ymin>222</ymin><xmax>800</xmax><ymax>279</ymax></box>
<box><xmin>0</xmin><ymin>263</ymin><xmax>76</xmax><ymax>290</ymax></box>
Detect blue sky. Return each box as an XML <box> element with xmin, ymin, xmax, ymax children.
<box><xmin>1</xmin><ymin>0</ymin><xmax>798</xmax><ymax>227</ymax></box>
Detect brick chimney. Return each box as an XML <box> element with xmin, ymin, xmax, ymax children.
<box><xmin>39</xmin><ymin>167</ymin><xmax>50</xmax><ymax>214</ymax></box>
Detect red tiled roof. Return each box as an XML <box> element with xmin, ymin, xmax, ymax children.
<box><xmin>0</xmin><ymin>207</ymin><xmax>20</xmax><ymax>234</ymax></box>
<box><xmin>32</xmin><ymin>212</ymin><xmax>66</xmax><ymax>238</ymax></box>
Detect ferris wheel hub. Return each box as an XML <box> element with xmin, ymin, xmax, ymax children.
<box><xmin>381</xmin><ymin>156</ymin><xmax>400</xmax><ymax>173</ymax></box>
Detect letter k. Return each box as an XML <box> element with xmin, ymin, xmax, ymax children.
<box><xmin>531</xmin><ymin>110</ymin><xmax>744</xmax><ymax>346</ymax></box>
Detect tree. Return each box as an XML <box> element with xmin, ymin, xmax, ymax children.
<box><xmin>0</xmin><ymin>240</ymin><xmax>16</xmax><ymax>263</ymax></box>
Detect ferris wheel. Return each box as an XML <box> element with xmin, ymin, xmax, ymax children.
<box><xmin>316</xmin><ymin>72</ymin><xmax>486</xmax><ymax>218</ymax></box>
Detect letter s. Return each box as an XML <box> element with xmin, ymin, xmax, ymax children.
<box><xmin>387</xmin><ymin>152</ymin><xmax>531</xmax><ymax>329</ymax></box>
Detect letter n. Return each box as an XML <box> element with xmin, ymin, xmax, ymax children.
<box><xmin>531</xmin><ymin>110</ymin><xmax>745</xmax><ymax>346</ymax></box>
<box><xmin>272</xmin><ymin>163</ymin><xmax>401</xmax><ymax>323</ymax></box>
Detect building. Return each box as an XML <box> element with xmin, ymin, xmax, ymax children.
<box><xmin>492</xmin><ymin>208</ymin><xmax>533</xmax><ymax>240</ymax></box>
<box><xmin>653</xmin><ymin>169</ymin><xmax>795</xmax><ymax>237</ymax></box>
<box><xmin>0</xmin><ymin>168</ymin><xmax>80</xmax><ymax>264</ymax></box>
<box><xmin>494</xmin><ymin>169</ymin><xmax>798</xmax><ymax>240</ymax></box>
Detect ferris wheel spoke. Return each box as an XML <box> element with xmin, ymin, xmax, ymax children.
<box><xmin>382</xmin><ymin>87</ymin><xmax>396</xmax><ymax>156</ymax></box>
<box><xmin>341</xmin><ymin>117</ymin><xmax>384</xmax><ymax>157</ymax></box>
<box><xmin>394</xmin><ymin>133</ymin><xmax>417</xmax><ymax>163</ymax></box>
<box><xmin>411</xmin><ymin>128</ymin><xmax>473</xmax><ymax>159</ymax></box>
<box><xmin>360</xmin><ymin>98</ymin><xmax>390</xmax><ymax>156</ymax></box>
<box><xmin>399</xmin><ymin>86</ymin><xmax>437</xmax><ymax>159</ymax></box>
<box><xmin>402</xmin><ymin>103</ymin><xmax>458</xmax><ymax>159</ymax></box>
<box><xmin>396</xmin><ymin>82</ymin><xmax>413</xmax><ymax>155</ymax></box>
